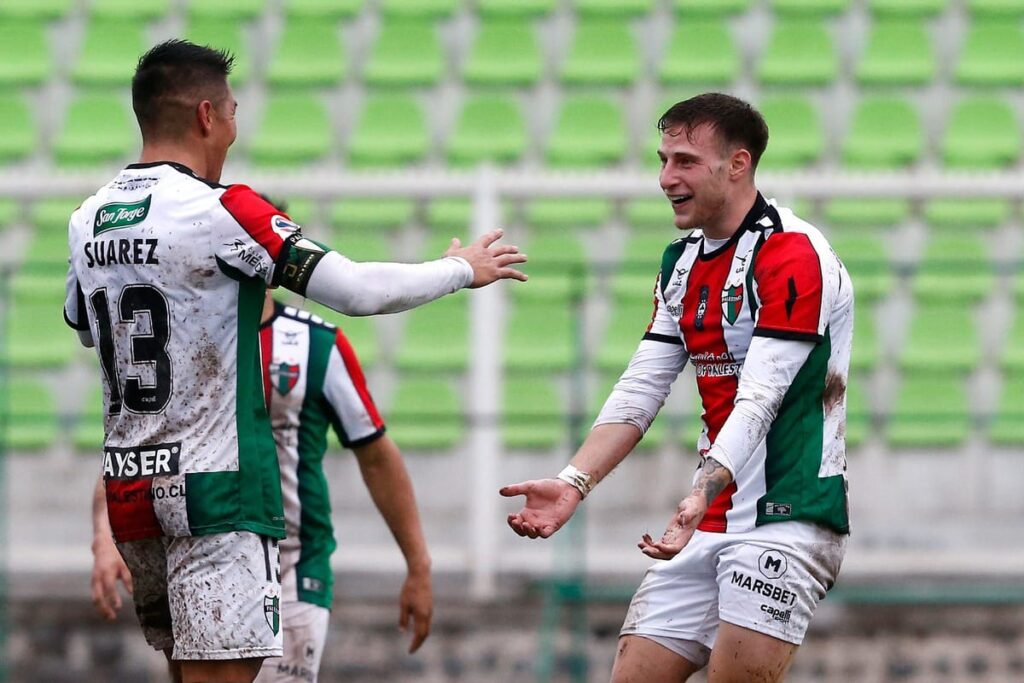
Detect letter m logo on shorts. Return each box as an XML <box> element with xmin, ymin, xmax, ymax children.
<box><xmin>94</xmin><ymin>195</ymin><xmax>152</xmax><ymax>235</ymax></box>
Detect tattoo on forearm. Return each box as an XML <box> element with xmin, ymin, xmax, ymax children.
<box><xmin>695</xmin><ymin>457</ymin><xmax>733</xmax><ymax>503</ymax></box>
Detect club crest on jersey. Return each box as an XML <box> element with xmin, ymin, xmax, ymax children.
<box><xmin>264</xmin><ymin>595</ymin><xmax>280</xmax><ymax>635</ymax></box>
<box><xmin>722</xmin><ymin>285</ymin><xmax>744</xmax><ymax>325</ymax></box>
<box><xmin>271</xmin><ymin>362</ymin><xmax>301</xmax><ymax>396</ymax></box>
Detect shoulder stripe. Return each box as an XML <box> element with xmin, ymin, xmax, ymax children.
<box><xmin>333</xmin><ymin>329</ymin><xmax>384</xmax><ymax>430</ymax></box>
<box><xmin>219</xmin><ymin>185</ymin><xmax>288</xmax><ymax>260</ymax></box>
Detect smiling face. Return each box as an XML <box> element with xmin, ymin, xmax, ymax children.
<box><xmin>657</xmin><ymin>122</ymin><xmax>738</xmax><ymax>232</ymax></box>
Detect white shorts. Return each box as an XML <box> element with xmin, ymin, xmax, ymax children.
<box><xmin>255</xmin><ymin>600</ymin><xmax>330</xmax><ymax>683</ymax></box>
<box><xmin>117</xmin><ymin>531</ymin><xmax>284</xmax><ymax>661</ymax></box>
<box><xmin>620</xmin><ymin>521</ymin><xmax>846</xmax><ymax>666</ymax></box>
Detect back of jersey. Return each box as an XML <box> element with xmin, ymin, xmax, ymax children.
<box><xmin>65</xmin><ymin>161</ymin><xmax>297</xmax><ymax>543</ymax></box>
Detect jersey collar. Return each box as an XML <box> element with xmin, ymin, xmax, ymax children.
<box><xmin>697</xmin><ymin>191</ymin><xmax>769</xmax><ymax>261</ymax></box>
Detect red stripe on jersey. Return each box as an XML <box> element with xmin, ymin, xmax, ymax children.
<box><xmin>106</xmin><ymin>480</ymin><xmax>163</xmax><ymax>542</ymax></box>
<box><xmin>752</xmin><ymin>232</ymin><xmax>823</xmax><ymax>339</ymax></box>
<box><xmin>698</xmin><ymin>481</ymin><xmax>737</xmax><ymax>533</ymax></box>
<box><xmin>334</xmin><ymin>329</ymin><xmax>384</xmax><ymax>429</ymax></box>
<box><xmin>219</xmin><ymin>185</ymin><xmax>291</xmax><ymax>260</ymax></box>
<box><xmin>259</xmin><ymin>325</ymin><xmax>273</xmax><ymax>410</ymax></box>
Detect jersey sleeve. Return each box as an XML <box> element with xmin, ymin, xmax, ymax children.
<box><xmin>752</xmin><ymin>232</ymin><xmax>832</xmax><ymax>343</ymax></box>
<box><xmin>322</xmin><ymin>328</ymin><xmax>386</xmax><ymax>448</ymax></box>
<box><xmin>64</xmin><ymin>263</ymin><xmax>89</xmax><ymax>331</ymax></box>
<box><xmin>215</xmin><ymin>184</ymin><xmax>330</xmax><ymax>290</ymax></box>
<box><xmin>643</xmin><ymin>271</ymin><xmax>685</xmax><ymax>345</ymax></box>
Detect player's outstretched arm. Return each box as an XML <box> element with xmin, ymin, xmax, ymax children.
<box><xmin>302</xmin><ymin>229</ymin><xmax>526</xmax><ymax>316</ymax></box>
<box><xmin>500</xmin><ymin>423</ymin><xmax>642</xmax><ymax>539</ymax></box>
<box><xmin>89</xmin><ymin>477</ymin><xmax>133</xmax><ymax>620</ymax></box>
<box><xmin>353</xmin><ymin>435</ymin><xmax>433</xmax><ymax>653</ymax></box>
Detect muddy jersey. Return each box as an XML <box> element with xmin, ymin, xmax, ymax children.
<box><xmin>260</xmin><ymin>303</ymin><xmax>385</xmax><ymax>608</ymax></box>
<box><xmin>646</xmin><ymin>194</ymin><xmax>853</xmax><ymax>534</ymax></box>
<box><xmin>64</xmin><ymin>161</ymin><xmax>329</xmax><ymax>543</ymax></box>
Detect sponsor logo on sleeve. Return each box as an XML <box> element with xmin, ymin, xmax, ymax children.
<box><xmin>94</xmin><ymin>195</ymin><xmax>152</xmax><ymax>235</ymax></box>
<box><xmin>271</xmin><ymin>215</ymin><xmax>300</xmax><ymax>239</ymax></box>
<box><xmin>102</xmin><ymin>443</ymin><xmax>181</xmax><ymax>480</ymax></box>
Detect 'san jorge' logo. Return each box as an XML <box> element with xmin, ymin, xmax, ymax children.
<box><xmin>94</xmin><ymin>195</ymin><xmax>152</xmax><ymax>235</ymax></box>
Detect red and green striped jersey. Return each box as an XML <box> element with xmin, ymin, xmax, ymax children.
<box><xmin>260</xmin><ymin>303</ymin><xmax>385</xmax><ymax>608</ymax></box>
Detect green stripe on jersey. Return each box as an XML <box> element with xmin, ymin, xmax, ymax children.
<box><xmin>756</xmin><ymin>328</ymin><xmax>849</xmax><ymax>534</ymax></box>
<box><xmin>294</xmin><ymin>324</ymin><xmax>338</xmax><ymax>608</ymax></box>
<box><xmin>659</xmin><ymin>238</ymin><xmax>689</xmax><ymax>300</ymax></box>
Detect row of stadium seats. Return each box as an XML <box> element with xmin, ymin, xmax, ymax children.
<box><xmin>9</xmin><ymin>369</ymin><xmax>1024</xmax><ymax>451</ymax></box>
<box><xmin>5</xmin><ymin>14</ymin><xmax>1024</xmax><ymax>89</ymax></box>
<box><xmin>4</xmin><ymin>89</ymin><xmax>1023</xmax><ymax>171</ymax></box>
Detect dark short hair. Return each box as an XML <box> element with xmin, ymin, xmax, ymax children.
<box><xmin>132</xmin><ymin>39</ymin><xmax>234</xmax><ymax>140</ymax></box>
<box><xmin>658</xmin><ymin>93</ymin><xmax>769</xmax><ymax>170</ymax></box>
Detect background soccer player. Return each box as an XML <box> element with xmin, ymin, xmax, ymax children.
<box><xmin>66</xmin><ymin>40</ymin><xmax>524</xmax><ymax>683</ymax></box>
<box><xmin>92</xmin><ymin>290</ymin><xmax>434</xmax><ymax>683</ymax></box>
<box><xmin>501</xmin><ymin>93</ymin><xmax>852</xmax><ymax>682</ymax></box>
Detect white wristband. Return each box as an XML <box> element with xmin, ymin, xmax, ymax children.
<box><xmin>557</xmin><ymin>465</ymin><xmax>596</xmax><ymax>499</ymax></box>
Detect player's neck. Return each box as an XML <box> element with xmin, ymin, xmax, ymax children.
<box><xmin>702</xmin><ymin>185</ymin><xmax>759</xmax><ymax>241</ymax></box>
<box><xmin>137</xmin><ymin>144</ymin><xmax>209</xmax><ymax>182</ymax></box>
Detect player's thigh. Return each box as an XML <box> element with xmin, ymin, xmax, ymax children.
<box><xmin>256</xmin><ymin>600</ymin><xmax>331</xmax><ymax>683</ymax></box>
<box><xmin>117</xmin><ymin>537</ymin><xmax>175</xmax><ymax>653</ymax></box>
<box><xmin>610</xmin><ymin>635</ymin><xmax>703</xmax><ymax>683</ymax></box>
<box><xmin>180</xmin><ymin>657</ymin><xmax>265</xmax><ymax>683</ymax></box>
<box><xmin>166</xmin><ymin>531</ymin><xmax>283</xmax><ymax>662</ymax></box>
<box><xmin>705</xmin><ymin>621</ymin><xmax>796</xmax><ymax>683</ymax></box>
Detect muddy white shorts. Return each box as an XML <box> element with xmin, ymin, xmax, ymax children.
<box><xmin>620</xmin><ymin>521</ymin><xmax>846</xmax><ymax>666</ymax></box>
<box><xmin>117</xmin><ymin>531</ymin><xmax>283</xmax><ymax>661</ymax></box>
<box><xmin>255</xmin><ymin>599</ymin><xmax>330</xmax><ymax>683</ymax></box>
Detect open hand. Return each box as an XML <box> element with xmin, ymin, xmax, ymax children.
<box><xmin>500</xmin><ymin>478</ymin><xmax>582</xmax><ymax>539</ymax></box>
<box><xmin>91</xmin><ymin>537</ymin><xmax>133</xmax><ymax>620</ymax></box>
<box><xmin>638</xmin><ymin>496</ymin><xmax>706</xmax><ymax>560</ymax></box>
<box><xmin>445</xmin><ymin>229</ymin><xmax>527</xmax><ymax>288</ymax></box>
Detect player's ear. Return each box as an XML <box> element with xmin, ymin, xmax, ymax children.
<box><xmin>196</xmin><ymin>100</ymin><xmax>215</xmax><ymax>137</ymax></box>
<box><xmin>729</xmin><ymin>148</ymin><xmax>752</xmax><ymax>181</ymax></box>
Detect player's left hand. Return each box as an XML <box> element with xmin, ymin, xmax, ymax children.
<box><xmin>399</xmin><ymin>568</ymin><xmax>433</xmax><ymax>653</ymax></box>
<box><xmin>638</xmin><ymin>496</ymin><xmax>706</xmax><ymax>560</ymax></box>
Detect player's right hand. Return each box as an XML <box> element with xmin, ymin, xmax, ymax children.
<box><xmin>500</xmin><ymin>478</ymin><xmax>582</xmax><ymax>539</ymax></box>
<box><xmin>91</xmin><ymin>537</ymin><xmax>133</xmax><ymax>621</ymax></box>
<box><xmin>445</xmin><ymin>228</ymin><xmax>528</xmax><ymax>288</ymax></box>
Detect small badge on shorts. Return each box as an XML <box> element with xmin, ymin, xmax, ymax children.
<box><xmin>264</xmin><ymin>595</ymin><xmax>280</xmax><ymax>635</ymax></box>
<box><xmin>758</xmin><ymin>550</ymin><xmax>789</xmax><ymax>580</ymax></box>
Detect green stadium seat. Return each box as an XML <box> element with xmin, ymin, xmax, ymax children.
<box><xmin>387</xmin><ymin>377</ymin><xmax>464</xmax><ymax>450</ymax></box>
<box><xmin>967</xmin><ymin>0</ymin><xmax>1024</xmax><ymax>16</ymax></box>
<box><xmin>611</xmin><ymin>231</ymin><xmax>671</xmax><ymax>301</ymax></box>
<box><xmin>328</xmin><ymin>228</ymin><xmax>393</xmax><ymax>262</ymax></box>
<box><xmin>504</xmin><ymin>376</ymin><xmax>566</xmax><ymax>450</ymax></box>
<box><xmin>941</xmin><ymin>97</ymin><xmax>1021</xmax><ymax>169</ymax></box>
<box><xmin>587</xmin><ymin>373</ymin><xmax>667</xmax><ymax>451</ymax></box>
<box><xmin>447</xmin><ymin>95</ymin><xmax>527</xmax><ymax>166</ymax></box>
<box><xmin>54</xmin><ymin>94</ymin><xmax>136</xmax><ymax>167</ymax></box>
<box><xmin>560</xmin><ymin>20</ymin><xmax>640</xmax><ymax>86</ymax></box>
<box><xmin>900</xmin><ymin>303</ymin><xmax>980</xmax><ymax>374</ymax></box>
<box><xmin>249</xmin><ymin>94</ymin><xmax>332</xmax><ymax>167</ymax></box>
<box><xmin>31</xmin><ymin>197</ymin><xmax>80</xmax><ymax>232</ymax></box>
<box><xmin>396</xmin><ymin>297</ymin><xmax>468</xmax><ymax>371</ymax></box>
<box><xmin>186</xmin><ymin>0</ymin><xmax>264</xmax><ymax>20</ymax></box>
<box><xmin>868</xmin><ymin>0</ymin><xmax>945</xmax><ymax>16</ymax></box>
<box><xmin>759</xmin><ymin>21</ymin><xmax>837</xmax><ymax>85</ymax></box>
<box><xmin>546</xmin><ymin>95</ymin><xmax>627</xmax><ymax>168</ymax></box>
<box><xmin>523</xmin><ymin>198</ymin><xmax>613</xmax><ymax>230</ymax></box>
<box><xmin>301</xmin><ymin>302</ymin><xmax>380</xmax><ymax>368</ymax></box>
<box><xmin>425</xmin><ymin>199</ymin><xmax>471</xmax><ymax>233</ymax></box>
<box><xmin>989</xmin><ymin>375</ymin><xmax>1024</xmax><ymax>445</ymax></box>
<box><xmin>347</xmin><ymin>94</ymin><xmax>428</xmax><ymax>168</ymax></box>
<box><xmin>757</xmin><ymin>96</ymin><xmax>822</xmax><ymax>169</ymax></box>
<box><xmin>331</xmin><ymin>199</ymin><xmax>415</xmax><ymax>231</ymax></box>
<box><xmin>770</xmin><ymin>0</ymin><xmax>849</xmax><ymax>16</ymax></box>
<box><xmin>420</xmin><ymin>231</ymin><xmax>468</xmax><ymax>262</ymax></box>
<box><xmin>364</xmin><ymin>21</ymin><xmax>443</xmax><ymax>86</ymax></box>
<box><xmin>380</xmin><ymin>0</ymin><xmax>458</xmax><ymax>18</ymax></box>
<box><xmin>7</xmin><ymin>378</ymin><xmax>58</xmax><ymax>451</ymax></box>
<box><xmin>0</xmin><ymin>0</ymin><xmax>71</xmax><ymax>18</ymax></box>
<box><xmin>0</xmin><ymin>20</ymin><xmax>50</xmax><ymax>86</ymax></box>
<box><xmin>924</xmin><ymin>200</ymin><xmax>1010</xmax><ymax>230</ymax></box>
<box><xmin>72</xmin><ymin>19</ymin><xmax>147</xmax><ymax>87</ymax></box>
<box><xmin>11</xmin><ymin>269</ymin><xmax>66</xmax><ymax>306</ymax></box>
<box><xmin>597</xmin><ymin>300</ymin><xmax>652</xmax><ymax>372</ymax></box>
<box><xmin>73</xmin><ymin>385</ymin><xmax>106</xmax><ymax>452</ymax></box>
<box><xmin>844</xmin><ymin>375</ymin><xmax>869</xmax><ymax>449</ymax></box>
<box><xmin>284</xmin><ymin>0</ymin><xmax>364</xmax><ymax>19</ymax></box>
<box><xmin>478</xmin><ymin>0</ymin><xmax>556</xmax><ymax>17</ymax></box>
<box><xmin>1002</xmin><ymin>307</ymin><xmax>1024</xmax><ymax>372</ymax></box>
<box><xmin>505</xmin><ymin>302</ymin><xmax>575</xmax><ymax>371</ymax></box>
<box><xmin>90</xmin><ymin>0</ymin><xmax>170</xmax><ymax>20</ymax></box>
<box><xmin>464</xmin><ymin>20</ymin><xmax>542</xmax><ymax>87</ymax></box>
<box><xmin>887</xmin><ymin>375</ymin><xmax>970</xmax><ymax>448</ymax></box>
<box><xmin>624</xmin><ymin>199</ymin><xmax>675</xmax><ymax>231</ymax></box>
<box><xmin>185</xmin><ymin>18</ymin><xmax>251</xmax><ymax>85</ymax></box>
<box><xmin>659</xmin><ymin>20</ymin><xmax>739</xmax><ymax>85</ymax></box>
<box><xmin>955</xmin><ymin>22</ymin><xmax>1024</xmax><ymax>86</ymax></box>
<box><xmin>0</xmin><ymin>95</ymin><xmax>35</xmax><ymax>162</ymax></box>
<box><xmin>824</xmin><ymin>199</ymin><xmax>910</xmax><ymax>228</ymax></box>
<box><xmin>857</xmin><ymin>21</ymin><xmax>934</xmax><ymax>86</ymax></box>
<box><xmin>842</xmin><ymin>97</ymin><xmax>922</xmax><ymax>169</ymax></box>
<box><xmin>672</xmin><ymin>0</ymin><xmax>750</xmax><ymax>15</ymax></box>
<box><xmin>514</xmin><ymin>234</ymin><xmax>588</xmax><ymax>303</ymax></box>
<box><xmin>8</xmin><ymin>299</ymin><xmax>77</xmax><ymax>368</ymax></box>
<box><xmin>913</xmin><ymin>235</ymin><xmax>993</xmax><ymax>303</ymax></box>
<box><xmin>267</xmin><ymin>19</ymin><xmax>346</xmax><ymax>87</ymax></box>
<box><xmin>829</xmin><ymin>235</ymin><xmax>891</xmax><ymax>302</ymax></box>
<box><xmin>572</xmin><ymin>0</ymin><xmax>655</xmax><ymax>17</ymax></box>
<box><xmin>850</xmin><ymin>304</ymin><xmax>880</xmax><ymax>372</ymax></box>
